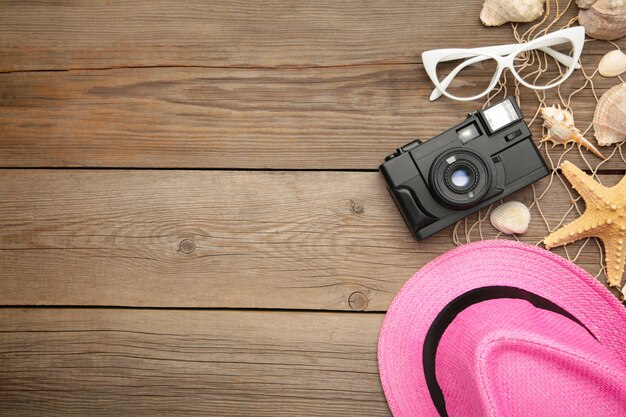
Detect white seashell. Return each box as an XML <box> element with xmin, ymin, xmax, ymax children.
<box><xmin>576</xmin><ymin>0</ymin><xmax>626</xmax><ymax>40</ymax></box>
<box><xmin>490</xmin><ymin>201</ymin><xmax>531</xmax><ymax>235</ymax></box>
<box><xmin>480</xmin><ymin>0</ymin><xmax>545</xmax><ymax>26</ymax></box>
<box><xmin>594</xmin><ymin>83</ymin><xmax>626</xmax><ymax>146</ymax></box>
<box><xmin>599</xmin><ymin>50</ymin><xmax>626</xmax><ymax>77</ymax></box>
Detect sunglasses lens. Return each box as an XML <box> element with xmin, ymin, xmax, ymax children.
<box><xmin>435</xmin><ymin>54</ymin><xmax>498</xmax><ymax>99</ymax></box>
<box><xmin>513</xmin><ymin>38</ymin><xmax>575</xmax><ymax>87</ymax></box>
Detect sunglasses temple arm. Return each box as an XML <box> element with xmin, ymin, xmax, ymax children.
<box><xmin>537</xmin><ymin>46</ymin><xmax>581</xmax><ymax>69</ymax></box>
<box><xmin>485</xmin><ymin>40</ymin><xmax>580</xmax><ymax>69</ymax></box>
<box><xmin>435</xmin><ymin>48</ymin><xmax>514</xmax><ymax>63</ymax></box>
<box><xmin>435</xmin><ymin>43</ymin><xmax>530</xmax><ymax>61</ymax></box>
<box><xmin>437</xmin><ymin>45</ymin><xmax>577</xmax><ymax>67</ymax></box>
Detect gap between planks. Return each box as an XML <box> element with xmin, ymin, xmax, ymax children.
<box><xmin>0</xmin><ymin>305</ymin><xmax>386</xmax><ymax>315</ymax></box>
<box><xmin>0</xmin><ymin>62</ymin><xmax>425</xmax><ymax>75</ymax></box>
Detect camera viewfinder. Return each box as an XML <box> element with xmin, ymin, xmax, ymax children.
<box><xmin>457</xmin><ymin>123</ymin><xmax>480</xmax><ymax>143</ymax></box>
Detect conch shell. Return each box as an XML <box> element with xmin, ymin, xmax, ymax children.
<box><xmin>594</xmin><ymin>83</ymin><xmax>626</xmax><ymax>146</ymax></box>
<box><xmin>540</xmin><ymin>106</ymin><xmax>607</xmax><ymax>159</ymax></box>
<box><xmin>599</xmin><ymin>49</ymin><xmax>626</xmax><ymax>77</ymax></box>
<box><xmin>480</xmin><ymin>0</ymin><xmax>545</xmax><ymax>26</ymax></box>
<box><xmin>576</xmin><ymin>0</ymin><xmax>626</xmax><ymax>40</ymax></box>
<box><xmin>490</xmin><ymin>201</ymin><xmax>531</xmax><ymax>235</ymax></box>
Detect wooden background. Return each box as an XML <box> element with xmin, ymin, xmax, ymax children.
<box><xmin>0</xmin><ymin>1</ymin><xmax>624</xmax><ymax>415</ymax></box>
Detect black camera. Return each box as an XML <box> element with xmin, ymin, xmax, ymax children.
<box><xmin>380</xmin><ymin>97</ymin><xmax>549</xmax><ymax>240</ymax></box>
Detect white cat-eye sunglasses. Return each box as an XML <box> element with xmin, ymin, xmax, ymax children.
<box><xmin>422</xmin><ymin>26</ymin><xmax>585</xmax><ymax>102</ymax></box>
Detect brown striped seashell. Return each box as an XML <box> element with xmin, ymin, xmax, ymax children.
<box><xmin>540</xmin><ymin>106</ymin><xmax>607</xmax><ymax>159</ymax></box>
<box><xmin>594</xmin><ymin>83</ymin><xmax>626</xmax><ymax>146</ymax></box>
<box><xmin>576</xmin><ymin>0</ymin><xmax>626</xmax><ymax>40</ymax></box>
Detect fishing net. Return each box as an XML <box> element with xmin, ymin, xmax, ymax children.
<box><xmin>451</xmin><ymin>0</ymin><xmax>626</xmax><ymax>296</ymax></box>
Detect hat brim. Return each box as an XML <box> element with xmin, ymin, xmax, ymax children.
<box><xmin>377</xmin><ymin>239</ymin><xmax>626</xmax><ymax>417</ymax></box>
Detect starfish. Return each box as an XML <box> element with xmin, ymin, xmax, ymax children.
<box><xmin>544</xmin><ymin>161</ymin><xmax>626</xmax><ymax>287</ymax></box>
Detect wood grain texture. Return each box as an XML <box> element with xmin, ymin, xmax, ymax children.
<box><xmin>2</xmin><ymin>1</ymin><xmax>623</xmax><ymax>169</ymax></box>
<box><xmin>0</xmin><ymin>169</ymin><xmax>620</xmax><ymax>310</ymax></box>
<box><xmin>0</xmin><ymin>0</ymin><xmax>604</xmax><ymax>72</ymax></box>
<box><xmin>0</xmin><ymin>308</ymin><xmax>389</xmax><ymax>416</ymax></box>
<box><xmin>1</xmin><ymin>63</ymin><xmax>624</xmax><ymax>169</ymax></box>
<box><xmin>2</xmin><ymin>2</ymin><xmax>623</xmax><ymax>414</ymax></box>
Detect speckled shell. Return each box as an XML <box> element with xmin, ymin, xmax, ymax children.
<box><xmin>599</xmin><ymin>50</ymin><xmax>626</xmax><ymax>77</ymax></box>
<box><xmin>594</xmin><ymin>83</ymin><xmax>626</xmax><ymax>146</ymax></box>
<box><xmin>490</xmin><ymin>201</ymin><xmax>531</xmax><ymax>235</ymax></box>
<box><xmin>540</xmin><ymin>106</ymin><xmax>607</xmax><ymax>159</ymax></box>
<box><xmin>576</xmin><ymin>0</ymin><xmax>626</xmax><ymax>40</ymax></box>
<box><xmin>480</xmin><ymin>0</ymin><xmax>545</xmax><ymax>26</ymax></box>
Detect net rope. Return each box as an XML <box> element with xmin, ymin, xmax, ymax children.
<box><xmin>451</xmin><ymin>0</ymin><xmax>626</xmax><ymax>293</ymax></box>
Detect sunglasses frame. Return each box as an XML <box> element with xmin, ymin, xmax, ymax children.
<box><xmin>422</xmin><ymin>26</ymin><xmax>586</xmax><ymax>102</ymax></box>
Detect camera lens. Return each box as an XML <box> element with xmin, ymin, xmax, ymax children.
<box><xmin>446</xmin><ymin>163</ymin><xmax>477</xmax><ymax>192</ymax></box>
<box><xmin>430</xmin><ymin>149</ymin><xmax>491</xmax><ymax>209</ymax></box>
<box><xmin>451</xmin><ymin>168</ymin><xmax>471</xmax><ymax>187</ymax></box>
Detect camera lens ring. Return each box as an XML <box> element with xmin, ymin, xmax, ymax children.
<box><xmin>429</xmin><ymin>149</ymin><xmax>491</xmax><ymax>209</ymax></box>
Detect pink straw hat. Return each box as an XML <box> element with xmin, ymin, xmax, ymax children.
<box><xmin>378</xmin><ymin>240</ymin><xmax>626</xmax><ymax>417</ymax></box>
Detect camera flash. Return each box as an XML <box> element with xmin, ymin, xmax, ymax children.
<box><xmin>483</xmin><ymin>99</ymin><xmax>520</xmax><ymax>132</ymax></box>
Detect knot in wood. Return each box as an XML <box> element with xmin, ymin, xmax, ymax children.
<box><xmin>179</xmin><ymin>238</ymin><xmax>196</xmax><ymax>254</ymax></box>
<box><xmin>348</xmin><ymin>291</ymin><xmax>368</xmax><ymax>311</ymax></box>
<box><xmin>351</xmin><ymin>201</ymin><xmax>364</xmax><ymax>214</ymax></box>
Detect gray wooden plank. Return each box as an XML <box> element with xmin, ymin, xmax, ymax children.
<box><xmin>0</xmin><ymin>0</ymin><xmax>595</xmax><ymax>71</ymax></box>
<box><xmin>1</xmin><ymin>64</ymin><xmax>623</xmax><ymax>169</ymax></box>
<box><xmin>0</xmin><ymin>308</ymin><xmax>389</xmax><ymax>416</ymax></box>
<box><xmin>0</xmin><ymin>169</ymin><xmax>620</xmax><ymax>310</ymax></box>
